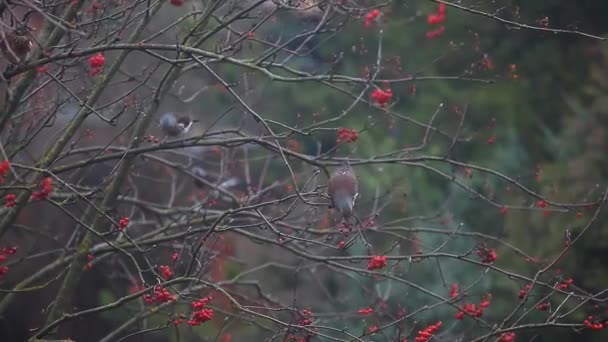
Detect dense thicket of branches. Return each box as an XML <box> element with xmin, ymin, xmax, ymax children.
<box><xmin>0</xmin><ymin>1</ymin><xmax>607</xmax><ymax>341</ymax></box>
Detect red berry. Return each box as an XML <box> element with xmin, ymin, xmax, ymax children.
<box><xmin>367</xmin><ymin>255</ymin><xmax>388</xmax><ymax>270</ymax></box>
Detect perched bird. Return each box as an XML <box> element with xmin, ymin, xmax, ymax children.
<box><xmin>0</xmin><ymin>26</ymin><xmax>32</xmax><ymax>65</ymax></box>
<box><xmin>327</xmin><ymin>161</ymin><xmax>358</xmax><ymax>220</ymax></box>
<box><xmin>159</xmin><ymin>112</ymin><xmax>198</xmax><ymax>138</ymax></box>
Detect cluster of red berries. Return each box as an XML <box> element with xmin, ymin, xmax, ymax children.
<box><xmin>498</xmin><ymin>332</ymin><xmax>516</xmax><ymax>342</ymax></box>
<box><xmin>455</xmin><ymin>295</ymin><xmax>491</xmax><ymax>320</ymax></box>
<box><xmin>83</xmin><ymin>254</ymin><xmax>95</xmax><ymax>271</ymax></box>
<box><xmin>476</xmin><ymin>246</ymin><xmax>497</xmax><ymax>263</ymax></box>
<box><xmin>426</xmin><ymin>3</ymin><xmax>446</xmax><ymax>39</ymax></box>
<box><xmin>31</xmin><ymin>177</ymin><xmax>54</xmax><ymax>200</ymax></box>
<box><xmin>371</xmin><ymin>88</ymin><xmax>393</xmax><ymax>107</ymax></box>
<box><xmin>170</xmin><ymin>0</ymin><xmax>184</xmax><ymax>6</ymax></box>
<box><xmin>415</xmin><ymin>321</ymin><xmax>442</xmax><ymax>342</ymax></box>
<box><xmin>189</xmin><ymin>307</ymin><xmax>213</xmax><ymax>326</ymax></box>
<box><xmin>143</xmin><ymin>285</ymin><xmax>176</xmax><ymax>304</ymax></box>
<box><xmin>557</xmin><ymin>277</ymin><xmax>574</xmax><ymax>290</ymax></box>
<box><xmin>583</xmin><ymin>316</ymin><xmax>605</xmax><ymax>330</ymax></box>
<box><xmin>426</xmin><ymin>26</ymin><xmax>445</xmax><ymax>39</ymax></box>
<box><xmin>536</xmin><ymin>200</ymin><xmax>552</xmax><ymax>216</ymax></box>
<box><xmin>118</xmin><ymin>216</ymin><xmax>129</xmax><ymax>230</ymax></box>
<box><xmin>0</xmin><ymin>160</ymin><xmax>10</xmax><ymax>183</ymax></box>
<box><xmin>518</xmin><ymin>284</ymin><xmax>531</xmax><ymax>300</ymax></box>
<box><xmin>367</xmin><ymin>255</ymin><xmax>388</xmax><ymax>270</ymax></box>
<box><xmin>449</xmin><ymin>283</ymin><xmax>459</xmax><ymax>298</ymax></box>
<box><xmin>172</xmin><ymin>313</ymin><xmax>186</xmax><ymax>326</ymax></box>
<box><xmin>364</xmin><ymin>9</ymin><xmax>380</xmax><ymax>28</ymax></box>
<box><xmin>4</xmin><ymin>194</ymin><xmax>16</xmax><ymax>208</ymax></box>
<box><xmin>357</xmin><ymin>307</ymin><xmax>373</xmax><ymax>315</ymax></box>
<box><xmin>0</xmin><ymin>246</ymin><xmax>17</xmax><ymax>278</ymax></box>
<box><xmin>367</xmin><ymin>325</ymin><xmax>379</xmax><ymax>334</ymax></box>
<box><xmin>159</xmin><ymin>265</ymin><xmax>173</xmax><ymax>280</ymax></box>
<box><xmin>299</xmin><ymin>309</ymin><xmax>313</xmax><ymax>326</ymax></box>
<box><xmin>142</xmin><ymin>135</ymin><xmax>160</xmax><ymax>143</ymax></box>
<box><xmin>89</xmin><ymin>53</ymin><xmax>105</xmax><ymax>66</ymax></box>
<box><xmin>88</xmin><ymin>53</ymin><xmax>105</xmax><ymax>76</ymax></box>
<box><xmin>192</xmin><ymin>296</ymin><xmax>212</xmax><ymax>309</ymax></box>
<box><xmin>2</xmin><ymin>246</ymin><xmax>16</xmax><ymax>255</ymax></box>
<box><xmin>189</xmin><ymin>296</ymin><xmax>214</xmax><ymax>326</ymax></box>
<box><xmin>427</xmin><ymin>3</ymin><xmax>446</xmax><ymax>25</ymax></box>
<box><xmin>337</xmin><ymin>127</ymin><xmax>359</xmax><ymax>143</ymax></box>
<box><xmin>536</xmin><ymin>302</ymin><xmax>550</xmax><ymax>311</ymax></box>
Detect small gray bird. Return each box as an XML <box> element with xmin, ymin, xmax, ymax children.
<box><xmin>327</xmin><ymin>161</ymin><xmax>358</xmax><ymax>220</ymax></box>
<box><xmin>159</xmin><ymin>112</ymin><xmax>198</xmax><ymax>138</ymax></box>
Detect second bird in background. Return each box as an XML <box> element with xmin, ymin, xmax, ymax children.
<box><xmin>0</xmin><ymin>26</ymin><xmax>33</xmax><ymax>71</ymax></box>
<box><xmin>159</xmin><ymin>112</ymin><xmax>198</xmax><ymax>139</ymax></box>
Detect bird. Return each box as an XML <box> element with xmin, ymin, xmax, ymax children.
<box><xmin>327</xmin><ymin>160</ymin><xmax>358</xmax><ymax>221</ymax></box>
<box><xmin>0</xmin><ymin>26</ymin><xmax>32</xmax><ymax>65</ymax></box>
<box><xmin>159</xmin><ymin>112</ymin><xmax>198</xmax><ymax>138</ymax></box>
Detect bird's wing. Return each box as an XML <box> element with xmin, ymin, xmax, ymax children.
<box><xmin>160</xmin><ymin>113</ymin><xmax>177</xmax><ymax>124</ymax></box>
<box><xmin>328</xmin><ymin>174</ymin><xmax>358</xmax><ymax>198</ymax></box>
<box><xmin>177</xmin><ymin>116</ymin><xmax>191</xmax><ymax>125</ymax></box>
